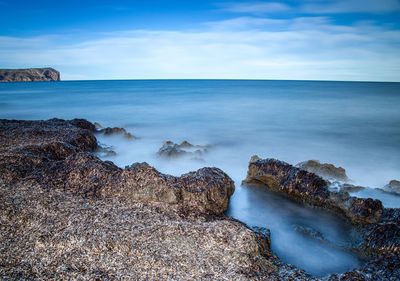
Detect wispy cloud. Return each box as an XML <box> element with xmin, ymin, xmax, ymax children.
<box><xmin>302</xmin><ymin>0</ymin><xmax>400</xmax><ymax>14</ymax></box>
<box><xmin>217</xmin><ymin>2</ymin><xmax>291</xmax><ymax>14</ymax></box>
<box><xmin>205</xmin><ymin>16</ymin><xmax>289</xmax><ymax>30</ymax></box>
<box><xmin>1</xmin><ymin>16</ymin><xmax>399</xmax><ymax>81</ymax></box>
<box><xmin>219</xmin><ymin>0</ymin><xmax>400</xmax><ymax>14</ymax></box>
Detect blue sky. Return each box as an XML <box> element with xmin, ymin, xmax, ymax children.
<box><xmin>1</xmin><ymin>0</ymin><xmax>400</xmax><ymax>81</ymax></box>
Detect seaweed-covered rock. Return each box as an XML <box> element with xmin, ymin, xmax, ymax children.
<box><xmin>339</xmin><ymin>183</ymin><xmax>365</xmax><ymax>192</ymax></box>
<box><xmin>157</xmin><ymin>140</ymin><xmax>209</xmax><ymax>159</ymax></box>
<box><xmin>328</xmin><ymin>253</ymin><xmax>400</xmax><ymax>280</ymax></box>
<box><xmin>0</xmin><ymin>119</ymin><xmax>316</xmax><ymax>280</ymax></box>
<box><xmin>243</xmin><ymin>157</ymin><xmax>383</xmax><ymax>225</ymax></box>
<box><xmin>0</xmin><ymin>182</ymin><xmax>294</xmax><ymax>280</ymax></box>
<box><xmin>98</xmin><ymin>126</ymin><xmax>136</xmax><ymax>139</ymax></box>
<box><xmin>95</xmin><ymin>144</ymin><xmax>117</xmax><ymax>157</ymax></box>
<box><xmin>380</xmin><ymin>180</ymin><xmax>400</xmax><ymax>196</ymax></box>
<box><xmin>296</xmin><ymin>160</ymin><xmax>348</xmax><ymax>182</ymax></box>
<box><xmin>0</xmin><ymin>119</ymin><xmax>233</xmax><ymax>215</ymax></box>
<box><xmin>243</xmin><ymin>156</ymin><xmax>400</xmax><ymax>270</ymax></box>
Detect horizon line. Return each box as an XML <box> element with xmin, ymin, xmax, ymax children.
<box><xmin>58</xmin><ymin>78</ymin><xmax>400</xmax><ymax>83</ymax></box>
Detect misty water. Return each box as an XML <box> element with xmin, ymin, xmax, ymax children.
<box><xmin>1</xmin><ymin>80</ymin><xmax>399</xmax><ymax>277</ymax></box>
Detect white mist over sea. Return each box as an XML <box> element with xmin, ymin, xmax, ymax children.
<box><xmin>1</xmin><ymin>79</ymin><xmax>399</xmax><ymax>276</ymax></box>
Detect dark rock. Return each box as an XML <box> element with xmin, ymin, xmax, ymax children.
<box><xmin>249</xmin><ymin>155</ymin><xmax>262</xmax><ymax>163</ymax></box>
<box><xmin>251</xmin><ymin>226</ymin><xmax>272</xmax><ymax>249</ymax></box>
<box><xmin>0</xmin><ymin>119</ymin><xmax>233</xmax><ymax>215</ymax></box>
<box><xmin>294</xmin><ymin>225</ymin><xmax>325</xmax><ymax>242</ymax></box>
<box><xmin>95</xmin><ymin>145</ymin><xmax>117</xmax><ymax>157</ymax></box>
<box><xmin>157</xmin><ymin>140</ymin><xmax>209</xmax><ymax>159</ymax></box>
<box><xmin>0</xmin><ymin>68</ymin><xmax>60</xmax><ymax>82</ymax></box>
<box><xmin>243</xmin><ymin>157</ymin><xmax>383</xmax><ymax>225</ymax></box>
<box><xmin>69</xmin><ymin>118</ymin><xmax>97</xmax><ymax>132</ymax></box>
<box><xmin>0</xmin><ymin>118</ymin><xmax>329</xmax><ymax>280</ymax></box>
<box><xmin>328</xmin><ymin>253</ymin><xmax>400</xmax><ymax>280</ymax></box>
<box><xmin>125</xmin><ymin>162</ymin><xmax>151</xmax><ymax>170</ymax></box>
<box><xmin>361</xmin><ymin>208</ymin><xmax>400</xmax><ymax>255</ymax></box>
<box><xmin>296</xmin><ymin>159</ymin><xmax>348</xmax><ymax>182</ymax></box>
<box><xmin>388</xmin><ymin>180</ymin><xmax>400</xmax><ymax>187</ymax></box>
<box><xmin>243</xmin><ymin>156</ymin><xmax>400</xmax><ymax>278</ymax></box>
<box><xmin>0</xmin><ymin>178</ymin><xmax>308</xmax><ymax>280</ymax></box>
<box><xmin>340</xmin><ymin>183</ymin><xmax>365</xmax><ymax>192</ymax></box>
<box><xmin>97</xmin><ymin>127</ymin><xmax>137</xmax><ymax>139</ymax></box>
<box><xmin>380</xmin><ymin>180</ymin><xmax>400</xmax><ymax>196</ymax></box>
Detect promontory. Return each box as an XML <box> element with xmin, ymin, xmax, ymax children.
<box><xmin>0</xmin><ymin>68</ymin><xmax>60</xmax><ymax>82</ymax></box>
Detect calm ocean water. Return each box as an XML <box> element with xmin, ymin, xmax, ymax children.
<box><xmin>1</xmin><ymin>79</ymin><xmax>399</xmax><ymax>276</ymax></box>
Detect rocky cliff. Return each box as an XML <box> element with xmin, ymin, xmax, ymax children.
<box><xmin>0</xmin><ymin>67</ymin><xmax>60</xmax><ymax>82</ymax></box>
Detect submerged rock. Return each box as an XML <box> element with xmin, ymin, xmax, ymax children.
<box><xmin>340</xmin><ymin>183</ymin><xmax>365</xmax><ymax>192</ymax></box>
<box><xmin>294</xmin><ymin>225</ymin><xmax>325</xmax><ymax>242</ymax></box>
<box><xmin>380</xmin><ymin>180</ymin><xmax>400</xmax><ymax>196</ymax></box>
<box><xmin>95</xmin><ymin>144</ymin><xmax>117</xmax><ymax>157</ymax></box>
<box><xmin>157</xmin><ymin>140</ymin><xmax>209</xmax><ymax>159</ymax></box>
<box><xmin>97</xmin><ymin>126</ymin><xmax>137</xmax><ymax>139</ymax></box>
<box><xmin>388</xmin><ymin>180</ymin><xmax>400</xmax><ymax>187</ymax></box>
<box><xmin>296</xmin><ymin>160</ymin><xmax>348</xmax><ymax>182</ymax></box>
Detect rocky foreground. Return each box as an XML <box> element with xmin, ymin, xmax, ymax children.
<box><xmin>243</xmin><ymin>157</ymin><xmax>400</xmax><ymax>280</ymax></box>
<box><xmin>0</xmin><ymin>119</ymin><xmax>314</xmax><ymax>280</ymax></box>
<box><xmin>0</xmin><ymin>68</ymin><xmax>60</xmax><ymax>82</ymax></box>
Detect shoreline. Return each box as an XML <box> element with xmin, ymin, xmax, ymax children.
<box><xmin>0</xmin><ymin>118</ymin><xmax>398</xmax><ymax>280</ymax></box>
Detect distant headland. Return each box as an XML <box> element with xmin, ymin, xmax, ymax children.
<box><xmin>0</xmin><ymin>68</ymin><xmax>60</xmax><ymax>82</ymax></box>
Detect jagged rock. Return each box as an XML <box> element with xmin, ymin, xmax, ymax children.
<box><xmin>157</xmin><ymin>140</ymin><xmax>209</xmax><ymax>159</ymax></box>
<box><xmin>380</xmin><ymin>180</ymin><xmax>400</xmax><ymax>196</ymax></box>
<box><xmin>243</xmin><ymin>158</ymin><xmax>383</xmax><ymax>225</ymax></box>
<box><xmin>296</xmin><ymin>160</ymin><xmax>348</xmax><ymax>182</ymax></box>
<box><xmin>0</xmin><ymin>67</ymin><xmax>60</xmax><ymax>82</ymax></box>
<box><xmin>0</xmin><ymin>119</ymin><xmax>233</xmax><ymax>215</ymax></box>
<box><xmin>360</xmin><ymin>208</ymin><xmax>400</xmax><ymax>256</ymax></box>
<box><xmin>95</xmin><ymin>145</ymin><xmax>117</xmax><ymax>157</ymax></box>
<box><xmin>0</xmin><ymin>182</ymin><xmax>290</xmax><ymax>280</ymax></box>
<box><xmin>388</xmin><ymin>180</ymin><xmax>400</xmax><ymax>187</ymax></box>
<box><xmin>93</xmin><ymin>122</ymin><xmax>102</xmax><ymax>129</ymax></box>
<box><xmin>340</xmin><ymin>183</ymin><xmax>365</xmax><ymax>192</ymax></box>
<box><xmin>97</xmin><ymin>127</ymin><xmax>137</xmax><ymax>139</ymax></box>
<box><xmin>251</xmin><ymin>226</ymin><xmax>272</xmax><ymax>249</ymax></box>
<box><xmin>242</xmin><ymin>156</ymin><xmax>400</xmax><ymax>277</ymax></box>
<box><xmin>328</xmin><ymin>253</ymin><xmax>400</xmax><ymax>280</ymax></box>
<box><xmin>0</xmin><ymin>119</ymin><xmax>317</xmax><ymax>280</ymax></box>
<box><xmin>250</xmin><ymin>155</ymin><xmax>262</xmax><ymax>163</ymax></box>
<box><xmin>126</xmin><ymin>162</ymin><xmax>151</xmax><ymax>170</ymax></box>
<box><xmin>329</xmin><ymin>181</ymin><xmax>365</xmax><ymax>192</ymax></box>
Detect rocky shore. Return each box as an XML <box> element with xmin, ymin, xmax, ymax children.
<box><xmin>0</xmin><ymin>68</ymin><xmax>60</xmax><ymax>82</ymax></box>
<box><xmin>1</xmin><ymin>119</ymin><xmax>399</xmax><ymax>280</ymax></box>
<box><xmin>0</xmin><ymin>119</ymin><xmax>315</xmax><ymax>280</ymax></box>
<box><xmin>243</xmin><ymin>157</ymin><xmax>400</xmax><ymax>280</ymax></box>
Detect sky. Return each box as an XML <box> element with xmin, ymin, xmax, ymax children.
<box><xmin>0</xmin><ymin>0</ymin><xmax>399</xmax><ymax>81</ymax></box>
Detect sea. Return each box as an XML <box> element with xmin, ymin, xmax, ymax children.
<box><xmin>1</xmin><ymin>79</ymin><xmax>399</xmax><ymax>277</ymax></box>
